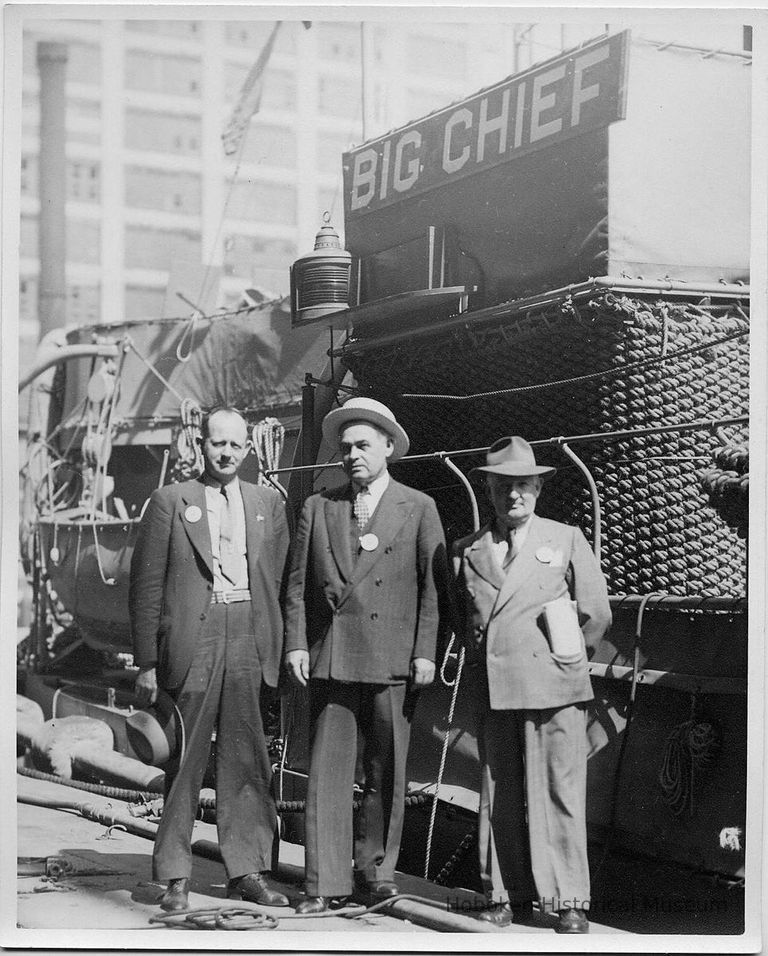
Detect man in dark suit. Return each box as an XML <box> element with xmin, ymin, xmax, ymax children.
<box><xmin>452</xmin><ymin>436</ymin><xmax>611</xmax><ymax>934</ymax></box>
<box><xmin>130</xmin><ymin>406</ymin><xmax>290</xmax><ymax>912</ymax></box>
<box><xmin>284</xmin><ymin>397</ymin><xmax>447</xmax><ymax>913</ymax></box>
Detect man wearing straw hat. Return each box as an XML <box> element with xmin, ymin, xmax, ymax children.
<box><xmin>284</xmin><ymin>397</ymin><xmax>448</xmax><ymax>913</ymax></box>
<box><xmin>452</xmin><ymin>436</ymin><xmax>611</xmax><ymax>934</ymax></box>
<box><xmin>130</xmin><ymin>406</ymin><xmax>290</xmax><ymax>913</ymax></box>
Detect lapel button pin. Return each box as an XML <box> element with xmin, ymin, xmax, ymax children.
<box><xmin>185</xmin><ymin>505</ymin><xmax>202</xmax><ymax>523</ymax></box>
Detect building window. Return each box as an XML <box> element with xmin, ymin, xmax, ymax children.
<box><xmin>125</xmin><ymin>285</ymin><xmax>166</xmax><ymax>320</ymax></box>
<box><xmin>126</xmin><ymin>20</ymin><xmax>201</xmax><ymax>39</ymax></box>
<box><xmin>125</xmin><ymin>225</ymin><xmax>202</xmax><ymax>271</ymax></box>
<box><xmin>125</xmin><ymin>50</ymin><xmax>202</xmax><ymax>98</ymax></box>
<box><xmin>223</xmin><ymin>233</ymin><xmax>296</xmax><ymax>279</ymax></box>
<box><xmin>19</xmin><ymin>276</ymin><xmax>38</xmax><ymax>324</ymax></box>
<box><xmin>68</xmin><ymin>220</ymin><xmax>100</xmax><ymax>264</ymax></box>
<box><xmin>317</xmin><ymin>23</ymin><xmax>361</xmax><ymax>65</ymax></box>
<box><xmin>21</xmin><ymin>155</ymin><xmax>38</xmax><ymax>196</ymax></box>
<box><xmin>125</xmin><ymin>167</ymin><xmax>201</xmax><ymax>215</ymax></box>
<box><xmin>67</xmin><ymin>161</ymin><xmax>100</xmax><ymax>203</ymax></box>
<box><xmin>317</xmin><ymin>132</ymin><xmax>353</xmax><ymax>174</ymax></box>
<box><xmin>224</xmin><ymin>65</ymin><xmax>296</xmax><ymax>112</ymax></box>
<box><xmin>225</xmin><ymin>20</ymin><xmax>296</xmax><ymax>55</ymax></box>
<box><xmin>125</xmin><ymin>109</ymin><xmax>201</xmax><ymax>156</ymax></box>
<box><xmin>23</xmin><ymin>38</ymin><xmax>101</xmax><ymax>85</ymax></box>
<box><xmin>240</xmin><ymin>123</ymin><xmax>296</xmax><ymax>167</ymax></box>
<box><xmin>318</xmin><ymin>75</ymin><xmax>358</xmax><ymax>117</ymax></box>
<box><xmin>226</xmin><ymin>180</ymin><xmax>297</xmax><ymax>225</ymax></box>
<box><xmin>67</xmin><ymin>284</ymin><xmax>100</xmax><ymax>325</ymax></box>
<box><xmin>407</xmin><ymin>35</ymin><xmax>467</xmax><ymax>78</ymax></box>
<box><xmin>20</xmin><ymin>217</ymin><xmax>38</xmax><ymax>258</ymax></box>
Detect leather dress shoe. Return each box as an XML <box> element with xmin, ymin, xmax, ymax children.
<box><xmin>227</xmin><ymin>872</ymin><xmax>289</xmax><ymax>907</ymax></box>
<box><xmin>556</xmin><ymin>907</ymin><xmax>589</xmax><ymax>933</ymax></box>
<box><xmin>158</xmin><ymin>877</ymin><xmax>190</xmax><ymax>912</ymax></box>
<box><xmin>476</xmin><ymin>901</ymin><xmax>534</xmax><ymax>926</ymax></box>
<box><xmin>367</xmin><ymin>879</ymin><xmax>399</xmax><ymax>899</ymax></box>
<box><xmin>295</xmin><ymin>895</ymin><xmax>351</xmax><ymax>914</ymax></box>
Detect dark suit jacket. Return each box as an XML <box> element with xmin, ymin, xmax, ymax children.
<box><xmin>283</xmin><ymin>478</ymin><xmax>447</xmax><ymax>683</ymax></box>
<box><xmin>129</xmin><ymin>477</ymin><xmax>289</xmax><ymax>690</ymax></box>
<box><xmin>452</xmin><ymin>515</ymin><xmax>611</xmax><ymax>710</ymax></box>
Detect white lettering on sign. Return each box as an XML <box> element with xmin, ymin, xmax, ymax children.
<box><xmin>477</xmin><ymin>88</ymin><xmax>510</xmax><ymax>162</ymax></box>
<box><xmin>571</xmin><ymin>45</ymin><xmax>610</xmax><ymax>127</ymax></box>
<box><xmin>514</xmin><ymin>81</ymin><xmax>526</xmax><ymax>149</ymax></box>
<box><xmin>379</xmin><ymin>139</ymin><xmax>391</xmax><ymax>201</ymax></box>
<box><xmin>443</xmin><ymin>108</ymin><xmax>473</xmax><ymax>174</ymax></box>
<box><xmin>394</xmin><ymin>130</ymin><xmax>422</xmax><ymax>192</ymax></box>
<box><xmin>351</xmin><ymin>148</ymin><xmax>378</xmax><ymax>211</ymax></box>
<box><xmin>344</xmin><ymin>31</ymin><xmax>628</xmax><ymax>217</ymax></box>
<box><xmin>530</xmin><ymin>65</ymin><xmax>566</xmax><ymax>143</ymax></box>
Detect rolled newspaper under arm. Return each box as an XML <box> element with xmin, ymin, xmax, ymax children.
<box><xmin>542</xmin><ymin>594</ymin><xmax>585</xmax><ymax>663</ymax></box>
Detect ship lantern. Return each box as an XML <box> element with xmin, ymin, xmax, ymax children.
<box><xmin>290</xmin><ymin>213</ymin><xmax>352</xmax><ymax>327</ymax></box>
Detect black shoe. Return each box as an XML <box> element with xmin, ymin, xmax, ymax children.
<box><xmin>476</xmin><ymin>901</ymin><xmax>534</xmax><ymax>926</ymax></box>
<box><xmin>295</xmin><ymin>895</ymin><xmax>351</xmax><ymax>914</ymax></box>
<box><xmin>227</xmin><ymin>872</ymin><xmax>289</xmax><ymax>907</ymax></box>
<box><xmin>368</xmin><ymin>879</ymin><xmax>399</xmax><ymax>899</ymax></box>
<box><xmin>158</xmin><ymin>877</ymin><xmax>190</xmax><ymax>912</ymax></box>
<box><xmin>556</xmin><ymin>907</ymin><xmax>589</xmax><ymax>933</ymax></box>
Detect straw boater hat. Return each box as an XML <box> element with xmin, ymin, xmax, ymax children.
<box><xmin>125</xmin><ymin>689</ymin><xmax>183</xmax><ymax>767</ymax></box>
<box><xmin>322</xmin><ymin>397</ymin><xmax>410</xmax><ymax>463</ymax></box>
<box><xmin>470</xmin><ymin>436</ymin><xmax>557</xmax><ymax>479</ymax></box>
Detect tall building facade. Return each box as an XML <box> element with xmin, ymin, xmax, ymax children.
<box><xmin>18</xmin><ymin>15</ymin><xmax>748</xmax><ymax>381</ymax></box>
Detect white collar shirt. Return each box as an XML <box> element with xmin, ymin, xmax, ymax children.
<box><xmin>203</xmin><ymin>476</ymin><xmax>248</xmax><ymax>591</ymax></box>
<box><xmin>352</xmin><ymin>470</ymin><xmax>390</xmax><ymax>517</ymax></box>
<box><xmin>491</xmin><ymin>514</ymin><xmax>534</xmax><ymax>569</ymax></box>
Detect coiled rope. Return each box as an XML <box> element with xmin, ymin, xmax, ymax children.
<box><xmin>172</xmin><ymin>399</ymin><xmax>204</xmax><ymax>482</ymax></box>
<box><xmin>252</xmin><ymin>418</ymin><xmax>285</xmax><ymax>488</ymax></box>
<box><xmin>658</xmin><ymin>698</ymin><xmax>720</xmax><ymax>815</ymax></box>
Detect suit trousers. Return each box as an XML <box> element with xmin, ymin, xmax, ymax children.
<box><xmin>304</xmin><ymin>679</ymin><xmax>413</xmax><ymax>897</ymax></box>
<box><xmin>153</xmin><ymin>601</ymin><xmax>278</xmax><ymax>882</ymax></box>
<box><xmin>477</xmin><ymin>703</ymin><xmax>590</xmax><ymax>910</ymax></box>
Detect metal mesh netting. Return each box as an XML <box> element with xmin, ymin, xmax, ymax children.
<box><xmin>342</xmin><ymin>294</ymin><xmax>748</xmax><ymax>598</ymax></box>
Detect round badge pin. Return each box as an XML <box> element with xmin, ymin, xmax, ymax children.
<box><xmin>359</xmin><ymin>533</ymin><xmax>379</xmax><ymax>552</ymax></box>
<box><xmin>536</xmin><ymin>546</ymin><xmax>554</xmax><ymax>564</ymax></box>
<box><xmin>185</xmin><ymin>505</ymin><xmax>202</xmax><ymax>523</ymax></box>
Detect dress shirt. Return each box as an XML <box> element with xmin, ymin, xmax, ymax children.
<box><xmin>351</xmin><ymin>470</ymin><xmax>390</xmax><ymax>518</ymax></box>
<box><xmin>204</xmin><ymin>476</ymin><xmax>248</xmax><ymax>591</ymax></box>
<box><xmin>491</xmin><ymin>515</ymin><xmax>534</xmax><ymax>569</ymax></box>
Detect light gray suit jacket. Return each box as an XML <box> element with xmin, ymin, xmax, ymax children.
<box><xmin>452</xmin><ymin>515</ymin><xmax>611</xmax><ymax>710</ymax></box>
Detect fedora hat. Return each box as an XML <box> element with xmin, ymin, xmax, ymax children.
<box><xmin>322</xmin><ymin>397</ymin><xmax>410</xmax><ymax>462</ymax></box>
<box><xmin>125</xmin><ymin>690</ymin><xmax>182</xmax><ymax>767</ymax></box>
<box><xmin>470</xmin><ymin>436</ymin><xmax>557</xmax><ymax>479</ymax></box>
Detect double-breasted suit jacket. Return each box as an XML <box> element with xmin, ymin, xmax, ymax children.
<box><xmin>130</xmin><ymin>476</ymin><xmax>289</xmax><ymax>690</ymax></box>
<box><xmin>284</xmin><ymin>477</ymin><xmax>448</xmax><ymax>897</ymax></box>
<box><xmin>452</xmin><ymin>514</ymin><xmax>611</xmax><ymax>709</ymax></box>
<box><xmin>284</xmin><ymin>479</ymin><xmax>446</xmax><ymax>681</ymax></box>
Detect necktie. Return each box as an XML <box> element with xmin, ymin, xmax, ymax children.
<box><xmin>219</xmin><ymin>485</ymin><xmax>239</xmax><ymax>585</ymax></box>
<box><xmin>353</xmin><ymin>487</ymin><xmax>371</xmax><ymax>531</ymax></box>
<box><xmin>503</xmin><ymin>529</ymin><xmax>518</xmax><ymax>570</ymax></box>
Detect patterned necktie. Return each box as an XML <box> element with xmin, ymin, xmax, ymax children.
<box><xmin>503</xmin><ymin>529</ymin><xmax>518</xmax><ymax>570</ymax></box>
<box><xmin>219</xmin><ymin>485</ymin><xmax>239</xmax><ymax>585</ymax></box>
<box><xmin>353</xmin><ymin>487</ymin><xmax>371</xmax><ymax>531</ymax></box>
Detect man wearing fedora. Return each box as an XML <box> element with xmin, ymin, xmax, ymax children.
<box><xmin>130</xmin><ymin>406</ymin><xmax>290</xmax><ymax>912</ymax></box>
<box><xmin>284</xmin><ymin>397</ymin><xmax>448</xmax><ymax>913</ymax></box>
<box><xmin>452</xmin><ymin>436</ymin><xmax>611</xmax><ymax>934</ymax></box>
